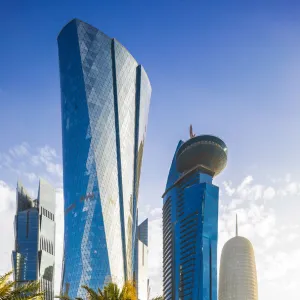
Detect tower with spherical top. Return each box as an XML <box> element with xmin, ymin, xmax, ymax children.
<box><xmin>162</xmin><ymin>126</ymin><xmax>227</xmax><ymax>300</ymax></box>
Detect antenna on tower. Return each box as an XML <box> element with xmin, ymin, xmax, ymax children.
<box><xmin>189</xmin><ymin>125</ymin><xmax>196</xmax><ymax>139</ymax></box>
<box><xmin>235</xmin><ymin>214</ymin><xmax>238</xmax><ymax>236</ymax></box>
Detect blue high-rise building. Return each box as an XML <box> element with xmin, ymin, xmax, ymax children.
<box><xmin>162</xmin><ymin>129</ymin><xmax>227</xmax><ymax>300</ymax></box>
<box><xmin>12</xmin><ymin>180</ymin><xmax>56</xmax><ymax>300</ymax></box>
<box><xmin>57</xmin><ymin>19</ymin><xmax>151</xmax><ymax>297</ymax></box>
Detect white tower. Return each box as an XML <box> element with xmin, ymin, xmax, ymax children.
<box><xmin>218</xmin><ymin>215</ymin><xmax>258</xmax><ymax>300</ymax></box>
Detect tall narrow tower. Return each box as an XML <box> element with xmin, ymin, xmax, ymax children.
<box><xmin>162</xmin><ymin>130</ymin><xmax>227</xmax><ymax>300</ymax></box>
<box><xmin>218</xmin><ymin>217</ymin><xmax>258</xmax><ymax>300</ymax></box>
<box><xmin>135</xmin><ymin>218</ymin><xmax>149</xmax><ymax>300</ymax></box>
<box><xmin>57</xmin><ymin>19</ymin><xmax>151</xmax><ymax>297</ymax></box>
<box><xmin>12</xmin><ymin>180</ymin><xmax>56</xmax><ymax>300</ymax></box>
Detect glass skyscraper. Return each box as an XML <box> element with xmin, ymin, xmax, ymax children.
<box><xmin>12</xmin><ymin>180</ymin><xmax>56</xmax><ymax>300</ymax></box>
<box><xmin>162</xmin><ymin>132</ymin><xmax>227</xmax><ymax>300</ymax></box>
<box><xmin>57</xmin><ymin>19</ymin><xmax>151</xmax><ymax>297</ymax></box>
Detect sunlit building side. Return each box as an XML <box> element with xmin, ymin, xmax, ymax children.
<box><xmin>135</xmin><ymin>218</ymin><xmax>149</xmax><ymax>300</ymax></box>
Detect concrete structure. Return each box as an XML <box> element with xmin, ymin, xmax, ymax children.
<box><xmin>218</xmin><ymin>216</ymin><xmax>258</xmax><ymax>300</ymax></box>
<box><xmin>12</xmin><ymin>180</ymin><xmax>56</xmax><ymax>300</ymax></box>
<box><xmin>135</xmin><ymin>218</ymin><xmax>149</xmax><ymax>300</ymax></box>
<box><xmin>57</xmin><ymin>19</ymin><xmax>151</xmax><ymax>297</ymax></box>
<box><xmin>162</xmin><ymin>130</ymin><xmax>227</xmax><ymax>300</ymax></box>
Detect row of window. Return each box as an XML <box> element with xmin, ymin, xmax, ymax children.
<box><xmin>40</xmin><ymin>237</ymin><xmax>54</xmax><ymax>255</ymax></box>
<box><xmin>163</xmin><ymin>197</ymin><xmax>173</xmax><ymax>300</ymax></box>
<box><xmin>41</xmin><ymin>207</ymin><xmax>55</xmax><ymax>221</ymax></box>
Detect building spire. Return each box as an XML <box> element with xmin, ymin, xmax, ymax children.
<box><xmin>189</xmin><ymin>124</ymin><xmax>196</xmax><ymax>139</ymax></box>
<box><xmin>236</xmin><ymin>214</ymin><xmax>238</xmax><ymax>236</ymax></box>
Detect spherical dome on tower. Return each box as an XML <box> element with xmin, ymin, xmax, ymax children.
<box><xmin>176</xmin><ymin>135</ymin><xmax>228</xmax><ymax>176</ymax></box>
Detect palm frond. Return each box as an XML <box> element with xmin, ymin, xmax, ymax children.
<box><xmin>81</xmin><ymin>285</ymin><xmax>102</xmax><ymax>300</ymax></box>
<box><xmin>120</xmin><ymin>281</ymin><xmax>137</xmax><ymax>300</ymax></box>
<box><xmin>55</xmin><ymin>295</ymin><xmax>72</xmax><ymax>300</ymax></box>
<box><xmin>0</xmin><ymin>271</ymin><xmax>44</xmax><ymax>300</ymax></box>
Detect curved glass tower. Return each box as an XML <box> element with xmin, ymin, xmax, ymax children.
<box><xmin>57</xmin><ymin>19</ymin><xmax>151</xmax><ymax>297</ymax></box>
<box><xmin>218</xmin><ymin>218</ymin><xmax>258</xmax><ymax>300</ymax></box>
<box><xmin>162</xmin><ymin>132</ymin><xmax>227</xmax><ymax>300</ymax></box>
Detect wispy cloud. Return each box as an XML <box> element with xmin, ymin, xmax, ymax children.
<box><xmin>0</xmin><ymin>143</ymin><xmax>63</xmax><ymax>186</ymax></box>
<box><xmin>9</xmin><ymin>142</ymin><xmax>30</xmax><ymax>158</ymax></box>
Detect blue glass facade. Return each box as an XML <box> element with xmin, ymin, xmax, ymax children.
<box><xmin>57</xmin><ymin>19</ymin><xmax>151</xmax><ymax>298</ymax></box>
<box><xmin>12</xmin><ymin>180</ymin><xmax>56</xmax><ymax>300</ymax></box>
<box><xmin>162</xmin><ymin>137</ymin><xmax>227</xmax><ymax>300</ymax></box>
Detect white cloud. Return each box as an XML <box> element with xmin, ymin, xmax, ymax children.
<box><xmin>287</xmin><ymin>233</ymin><xmax>300</xmax><ymax>242</ymax></box>
<box><xmin>38</xmin><ymin>145</ymin><xmax>57</xmax><ymax>160</ymax></box>
<box><xmin>0</xmin><ymin>181</ymin><xmax>15</xmax><ymax>274</ymax></box>
<box><xmin>255</xmin><ymin>212</ymin><xmax>276</xmax><ymax>238</ymax></box>
<box><xmin>227</xmin><ymin>198</ymin><xmax>243</xmax><ymax>210</ymax></box>
<box><xmin>30</xmin><ymin>146</ymin><xmax>62</xmax><ymax>179</ymax></box>
<box><xmin>263</xmin><ymin>187</ymin><xmax>276</xmax><ymax>200</ymax></box>
<box><xmin>9</xmin><ymin>142</ymin><xmax>30</xmax><ymax>158</ymax></box>
<box><xmin>236</xmin><ymin>175</ymin><xmax>253</xmax><ymax>193</ymax></box>
<box><xmin>262</xmin><ymin>249</ymin><xmax>300</xmax><ymax>281</ymax></box>
<box><xmin>229</xmin><ymin>176</ymin><xmax>265</xmax><ymax>202</ymax></box>
<box><xmin>223</xmin><ymin>181</ymin><xmax>235</xmax><ymax>196</ymax></box>
<box><xmin>0</xmin><ymin>153</ymin><xmax>12</xmax><ymax>168</ymax></box>
<box><xmin>24</xmin><ymin>172</ymin><xmax>38</xmax><ymax>183</ymax></box>
<box><xmin>285</xmin><ymin>280</ymin><xmax>298</xmax><ymax>291</ymax></box>
<box><xmin>277</xmin><ymin>180</ymin><xmax>300</xmax><ymax>197</ymax></box>
<box><xmin>264</xmin><ymin>236</ymin><xmax>276</xmax><ymax>248</ymax></box>
<box><xmin>150</xmin><ymin>207</ymin><xmax>161</xmax><ymax>217</ymax></box>
<box><xmin>285</xmin><ymin>182</ymin><xmax>299</xmax><ymax>195</ymax></box>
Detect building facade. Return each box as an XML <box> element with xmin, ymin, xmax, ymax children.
<box><xmin>162</xmin><ymin>132</ymin><xmax>227</xmax><ymax>300</ymax></box>
<box><xmin>57</xmin><ymin>19</ymin><xmax>151</xmax><ymax>297</ymax></box>
<box><xmin>218</xmin><ymin>218</ymin><xmax>258</xmax><ymax>300</ymax></box>
<box><xmin>12</xmin><ymin>180</ymin><xmax>56</xmax><ymax>300</ymax></box>
<box><xmin>135</xmin><ymin>218</ymin><xmax>149</xmax><ymax>300</ymax></box>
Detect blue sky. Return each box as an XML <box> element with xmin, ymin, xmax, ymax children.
<box><xmin>1</xmin><ymin>1</ymin><xmax>300</xmax><ymax>299</ymax></box>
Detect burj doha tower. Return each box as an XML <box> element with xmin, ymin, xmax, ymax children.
<box><xmin>162</xmin><ymin>127</ymin><xmax>227</xmax><ymax>300</ymax></box>
<box><xmin>218</xmin><ymin>216</ymin><xmax>258</xmax><ymax>300</ymax></box>
<box><xmin>57</xmin><ymin>19</ymin><xmax>151</xmax><ymax>297</ymax></box>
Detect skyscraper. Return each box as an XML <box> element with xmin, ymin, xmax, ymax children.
<box><xmin>57</xmin><ymin>19</ymin><xmax>151</xmax><ymax>297</ymax></box>
<box><xmin>218</xmin><ymin>216</ymin><xmax>258</xmax><ymax>300</ymax></box>
<box><xmin>12</xmin><ymin>180</ymin><xmax>56</xmax><ymax>300</ymax></box>
<box><xmin>135</xmin><ymin>218</ymin><xmax>149</xmax><ymax>300</ymax></box>
<box><xmin>162</xmin><ymin>129</ymin><xmax>227</xmax><ymax>300</ymax></box>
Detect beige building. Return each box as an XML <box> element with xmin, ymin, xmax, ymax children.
<box><xmin>218</xmin><ymin>216</ymin><xmax>258</xmax><ymax>300</ymax></box>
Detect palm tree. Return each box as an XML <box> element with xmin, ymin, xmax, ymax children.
<box><xmin>81</xmin><ymin>281</ymin><xmax>137</xmax><ymax>300</ymax></box>
<box><xmin>0</xmin><ymin>271</ymin><xmax>44</xmax><ymax>300</ymax></box>
<box><xmin>56</xmin><ymin>281</ymin><xmax>162</xmax><ymax>300</ymax></box>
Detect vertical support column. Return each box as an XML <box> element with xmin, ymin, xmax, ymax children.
<box><xmin>111</xmin><ymin>39</ymin><xmax>127</xmax><ymax>281</ymax></box>
<box><xmin>132</xmin><ymin>64</ymin><xmax>141</xmax><ymax>276</ymax></box>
